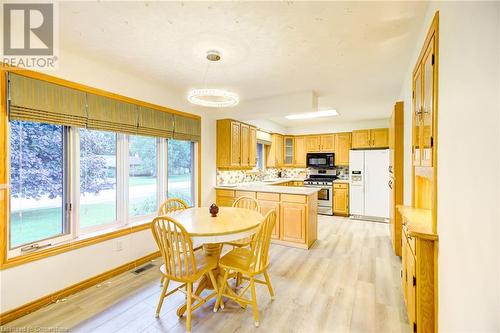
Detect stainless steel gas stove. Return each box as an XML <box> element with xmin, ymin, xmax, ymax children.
<box><xmin>304</xmin><ymin>169</ymin><xmax>337</xmax><ymax>215</ymax></box>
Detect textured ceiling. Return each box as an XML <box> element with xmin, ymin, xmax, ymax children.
<box><xmin>60</xmin><ymin>1</ymin><xmax>428</xmax><ymax>126</ymax></box>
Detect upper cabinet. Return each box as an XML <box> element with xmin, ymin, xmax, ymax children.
<box><xmin>334</xmin><ymin>132</ymin><xmax>351</xmax><ymax>166</ymax></box>
<box><xmin>266</xmin><ymin>133</ymin><xmax>283</xmax><ymax>168</ymax></box>
<box><xmin>305</xmin><ymin>134</ymin><xmax>335</xmax><ymax>152</ymax></box>
<box><xmin>352</xmin><ymin>128</ymin><xmax>389</xmax><ymax>149</ymax></box>
<box><xmin>294</xmin><ymin>136</ymin><xmax>307</xmax><ymax>167</ymax></box>
<box><xmin>413</xmin><ymin>35</ymin><xmax>436</xmax><ymax>168</ymax></box>
<box><xmin>283</xmin><ymin>136</ymin><xmax>295</xmax><ymax>166</ymax></box>
<box><xmin>217</xmin><ymin>119</ymin><xmax>257</xmax><ymax>169</ymax></box>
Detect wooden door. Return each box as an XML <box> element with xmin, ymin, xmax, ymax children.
<box><xmin>294</xmin><ymin>136</ymin><xmax>306</xmax><ymax>167</ymax></box>
<box><xmin>249</xmin><ymin>126</ymin><xmax>257</xmax><ymax>167</ymax></box>
<box><xmin>259</xmin><ymin>199</ymin><xmax>280</xmax><ymax>239</ymax></box>
<box><xmin>240</xmin><ymin>123</ymin><xmax>249</xmax><ymax>167</ymax></box>
<box><xmin>351</xmin><ymin>130</ymin><xmax>371</xmax><ymax>149</ymax></box>
<box><xmin>371</xmin><ymin>128</ymin><xmax>389</xmax><ymax>148</ymax></box>
<box><xmin>421</xmin><ymin>37</ymin><xmax>435</xmax><ymax>167</ymax></box>
<box><xmin>230</xmin><ymin>121</ymin><xmax>241</xmax><ymax>166</ymax></box>
<box><xmin>320</xmin><ymin>134</ymin><xmax>335</xmax><ymax>152</ymax></box>
<box><xmin>280</xmin><ymin>202</ymin><xmax>306</xmax><ymax>243</ymax></box>
<box><xmin>333</xmin><ymin>185</ymin><xmax>349</xmax><ymax>216</ymax></box>
<box><xmin>413</xmin><ymin>66</ymin><xmax>423</xmax><ymax>167</ymax></box>
<box><xmin>334</xmin><ymin>133</ymin><xmax>351</xmax><ymax>166</ymax></box>
<box><xmin>306</xmin><ymin>136</ymin><xmax>321</xmax><ymax>152</ymax></box>
<box><xmin>283</xmin><ymin>136</ymin><xmax>295</xmax><ymax>165</ymax></box>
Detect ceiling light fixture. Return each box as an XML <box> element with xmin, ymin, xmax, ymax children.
<box><xmin>285</xmin><ymin>109</ymin><xmax>339</xmax><ymax>120</ymax></box>
<box><xmin>187</xmin><ymin>50</ymin><xmax>239</xmax><ymax>108</ymax></box>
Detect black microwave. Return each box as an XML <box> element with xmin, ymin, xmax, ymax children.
<box><xmin>306</xmin><ymin>153</ymin><xmax>335</xmax><ymax>169</ymax></box>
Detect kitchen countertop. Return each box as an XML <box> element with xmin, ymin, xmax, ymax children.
<box><xmin>215</xmin><ymin>178</ymin><xmax>320</xmax><ymax>195</ymax></box>
<box><xmin>333</xmin><ymin>179</ymin><xmax>349</xmax><ymax>183</ymax></box>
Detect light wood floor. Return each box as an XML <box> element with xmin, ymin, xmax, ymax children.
<box><xmin>4</xmin><ymin>216</ymin><xmax>410</xmax><ymax>333</ymax></box>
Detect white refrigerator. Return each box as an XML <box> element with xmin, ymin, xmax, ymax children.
<box><xmin>349</xmin><ymin>149</ymin><xmax>389</xmax><ymax>222</ymax></box>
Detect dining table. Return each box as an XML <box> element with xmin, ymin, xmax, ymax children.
<box><xmin>166</xmin><ymin>206</ymin><xmax>264</xmax><ymax>316</ymax></box>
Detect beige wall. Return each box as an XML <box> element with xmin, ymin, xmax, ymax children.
<box><xmin>399</xmin><ymin>2</ymin><xmax>500</xmax><ymax>331</ymax></box>
<box><xmin>0</xmin><ymin>49</ymin><xmax>217</xmax><ymax>313</ymax></box>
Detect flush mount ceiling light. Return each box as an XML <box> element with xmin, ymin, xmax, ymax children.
<box><xmin>187</xmin><ymin>50</ymin><xmax>239</xmax><ymax>108</ymax></box>
<box><xmin>285</xmin><ymin>109</ymin><xmax>339</xmax><ymax>120</ymax></box>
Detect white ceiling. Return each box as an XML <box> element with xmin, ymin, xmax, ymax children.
<box><xmin>60</xmin><ymin>1</ymin><xmax>428</xmax><ymax>127</ymax></box>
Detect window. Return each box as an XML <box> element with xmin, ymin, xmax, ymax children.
<box><xmin>79</xmin><ymin>129</ymin><xmax>117</xmax><ymax>229</ymax></box>
<box><xmin>9</xmin><ymin>121</ymin><xmax>68</xmax><ymax>249</ymax></box>
<box><xmin>128</xmin><ymin>135</ymin><xmax>158</xmax><ymax>217</ymax></box>
<box><xmin>256</xmin><ymin>143</ymin><xmax>265</xmax><ymax>170</ymax></box>
<box><xmin>7</xmin><ymin>124</ymin><xmax>197</xmax><ymax>257</ymax></box>
<box><xmin>167</xmin><ymin>139</ymin><xmax>194</xmax><ymax>206</ymax></box>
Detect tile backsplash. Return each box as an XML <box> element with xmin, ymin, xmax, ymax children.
<box><xmin>216</xmin><ymin>166</ymin><xmax>349</xmax><ymax>185</ymax></box>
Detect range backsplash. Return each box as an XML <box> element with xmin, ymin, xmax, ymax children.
<box><xmin>216</xmin><ymin>166</ymin><xmax>349</xmax><ymax>185</ymax></box>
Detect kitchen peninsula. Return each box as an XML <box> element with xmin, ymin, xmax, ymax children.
<box><xmin>215</xmin><ymin>179</ymin><xmax>319</xmax><ymax>249</ymax></box>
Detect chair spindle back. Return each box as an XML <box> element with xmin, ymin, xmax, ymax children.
<box><xmin>232</xmin><ymin>196</ymin><xmax>261</xmax><ymax>212</ymax></box>
<box><xmin>158</xmin><ymin>198</ymin><xmax>188</xmax><ymax>216</ymax></box>
<box><xmin>151</xmin><ymin>216</ymin><xmax>198</xmax><ymax>281</ymax></box>
<box><xmin>248</xmin><ymin>209</ymin><xmax>276</xmax><ymax>273</ymax></box>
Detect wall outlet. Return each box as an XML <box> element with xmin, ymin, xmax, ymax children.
<box><xmin>116</xmin><ymin>240</ymin><xmax>123</xmax><ymax>252</ymax></box>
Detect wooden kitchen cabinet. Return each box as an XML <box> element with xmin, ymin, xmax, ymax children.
<box><xmin>240</xmin><ymin>123</ymin><xmax>250</xmax><ymax>167</ymax></box>
<box><xmin>294</xmin><ymin>136</ymin><xmax>307</xmax><ymax>167</ymax></box>
<box><xmin>370</xmin><ymin>128</ymin><xmax>389</xmax><ymax>148</ymax></box>
<box><xmin>217</xmin><ymin>119</ymin><xmax>257</xmax><ymax>169</ymax></box>
<box><xmin>280</xmin><ymin>201</ymin><xmax>306</xmax><ymax>244</ymax></box>
<box><xmin>218</xmin><ymin>189</ymin><xmax>317</xmax><ymax>249</ymax></box>
<box><xmin>334</xmin><ymin>132</ymin><xmax>351</xmax><ymax>166</ymax></box>
<box><xmin>305</xmin><ymin>136</ymin><xmax>321</xmax><ymax>152</ymax></box>
<box><xmin>283</xmin><ymin>136</ymin><xmax>295</xmax><ymax>166</ymax></box>
<box><xmin>413</xmin><ymin>35</ymin><xmax>436</xmax><ymax>168</ymax></box>
<box><xmin>257</xmin><ymin>193</ymin><xmax>281</xmax><ymax>240</ymax></box>
<box><xmin>333</xmin><ymin>183</ymin><xmax>349</xmax><ymax>216</ymax></box>
<box><xmin>320</xmin><ymin>134</ymin><xmax>335</xmax><ymax>151</ymax></box>
<box><xmin>249</xmin><ymin>126</ymin><xmax>257</xmax><ymax>167</ymax></box>
<box><xmin>351</xmin><ymin>130</ymin><xmax>371</xmax><ymax>148</ymax></box>
<box><xmin>352</xmin><ymin>128</ymin><xmax>389</xmax><ymax>149</ymax></box>
<box><xmin>215</xmin><ymin>189</ymin><xmax>236</xmax><ymax>207</ymax></box>
<box><xmin>398</xmin><ymin>206</ymin><xmax>437</xmax><ymax>333</ymax></box>
<box><xmin>306</xmin><ymin>135</ymin><xmax>335</xmax><ymax>152</ymax></box>
<box><xmin>266</xmin><ymin>133</ymin><xmax>283</xmax><ymax>168</ymax></box>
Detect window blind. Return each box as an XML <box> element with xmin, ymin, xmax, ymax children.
<box><xmin>137</xmin><ymin>106</ymin><xmax>174</xmax><ymax>138</ymax></box>
<box><xmin>173</xmin><ymin>114</ymin><xmax>201</xmax><ymax>142</ymax></box>
<box><xmin>8</xmin><ymin>73</ymin><xmax>87</xmax><ymax>127</ymax></box>
<box><xmin>86</xmin><ymin>94</ymin><xmax>138</xmax><ymax>134</ymax></box>
<box><xmin>8</xmin><ymin>73</ymin><xmax>201</xmax><ymax>141</ymax></box>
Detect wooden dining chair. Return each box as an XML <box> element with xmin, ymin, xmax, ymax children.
<box><xmin>222</xmin><ymin>196</ymin><xmax>261</xmax><ymax>248</ymax></box>
<box><xmin>157</xmin><ymin>198</ymin><xmax>202</xmax><ymax>287</ymax></box>
<box><xmin>151</xmin><ymin>216</ymin><xmax>218</xmax><ymax>333</ymax></box>
<box><xmin>213</xmin><ymin>209</ymin><xmax>277</xmax><ymax>327</ymax></box>
<box><xmin>158</xmin><ymin>197</ymin><xmax>189</xmax><ymax>215</ymax></box>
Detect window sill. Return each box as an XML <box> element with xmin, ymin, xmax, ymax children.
<box><xmin>1</xmin><ymin>219</ymin><xmax>153</xmax><ymax>270</ymax></box>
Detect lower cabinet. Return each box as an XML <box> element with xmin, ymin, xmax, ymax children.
<box><xmin>333</xmin><ymin>183</ymin><xmax>349</xmax><ymax>216</ymax></box>
<box><xmin>257</xmin><ymin>192</ymin><xmax>281</xmax><ymax>240</ymax></box>
<box><xmin>215</xmin><ymin>189</ymin><xmax>235</xmax><ymax>207</ymax></box>
<box><xmin>216</xmin><ymin>189</ymin><xmax>317</xmax><ymax>248</ymax></box>
<box><xmin>401</xmin><ymin>226</ymin><xmax>436</xmax><ymax>333</ymax></box>
<box><xmin>280</xmin><ymin>201</ymin><xmax>306</xmax><ymax>243</ymax></box>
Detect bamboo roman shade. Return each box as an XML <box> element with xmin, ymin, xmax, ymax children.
<box><xmin>8</xmin><ymin>73</ymin><xmax>200</xmax><ymax>141</ymax></box>
<box><xmin>137</xmin><ymin>106</ymin><xmax>174</xmax><ymax>138</ymax></box>
<box><xmin>9</xmin><ymin>73</ymin><xmax>87</xmax><ymax>127</ymax></box>
<box><xmin>173</xmin><ymin>114</ymin><xmax>201</xmax><ymax>142</ymax></box>
<box><xmin>86</xmin><ymin>94</ymin><xmax>138</xmax><ymax>134</ymax></box>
